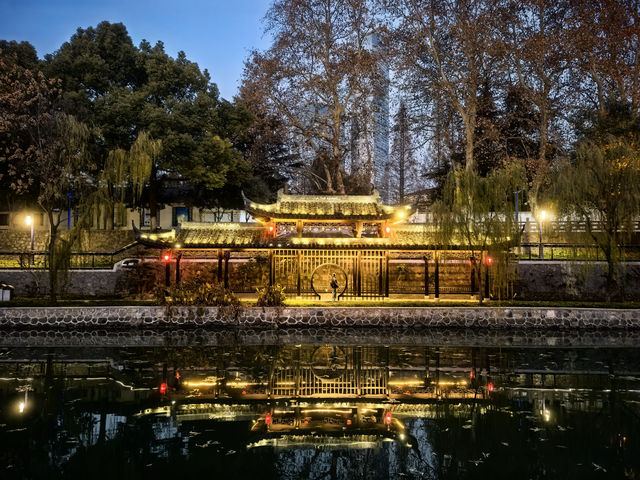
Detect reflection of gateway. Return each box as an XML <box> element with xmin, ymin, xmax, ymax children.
<box><xmin>250</xmin><ymin>406</ymin><xmax>412</xmax><ymax>449</ymax></box>
<box><xmin>271</xmin><ymin>346</ymin><xmax>388</xmax><ymax>397</ymax></box>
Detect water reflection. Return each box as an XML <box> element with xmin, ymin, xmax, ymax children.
<box><xmin>0</xmin><ymin>341</ymin><xmax>639</xmax><ymax>479</ymax></box>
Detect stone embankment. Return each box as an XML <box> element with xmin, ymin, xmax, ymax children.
<box><xmin>0</xmin><ymin>306</ymin><xmax>638</xmax><ymax>330</ymax></box>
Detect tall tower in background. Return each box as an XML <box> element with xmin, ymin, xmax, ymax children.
<box><xmin>349</xmin><ymin>33</ymin><xmax>389</xmax><ymax>201</ymax></box>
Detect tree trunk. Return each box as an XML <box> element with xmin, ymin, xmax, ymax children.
<box><xmin>149</xmin><ymin>164</ymin><xmax>158</xmax><ymax>230</ymax></box>
<box><xmin>47</xmin><ymin>211</ymin><xmax>58</xmax><ymax>304</ymax></box>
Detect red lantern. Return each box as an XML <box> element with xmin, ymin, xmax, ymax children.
<box><xmin>159</xmin><ymin>382</ymin><xmax>167</xmax><ymax>394</ymax></box>
<box><xmin>488</xmin><ymin>382</ymin><xmax>494</xmax><ymax>392</ymax></box>
<box><xmin>265</xmin><ymin>412</ymin><xmax>272</xmax><ymax>425</ymax></box>
<box><xmin>385</xmin><ymin>411</ymin><xmax>392</xmax><ymax>424</ymax></box>
<box><xmin>163</xmin><ymin>254</ymin><xmax>170</xmax><ymax>262</ymax></box>
<box><xmin>486</xmin><ymin>256</ymin><xmax>493</xmax><ymax>266</ymax></box>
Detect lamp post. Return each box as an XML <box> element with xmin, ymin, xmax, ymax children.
<box><xmin>25</xmin><ymin>215</ymin><xmax>34</xmax><ymax>265</ymax></box>
<box><xmin>538</xmin><ymin>210</ymin><xmax>547</xmax><ymax>260</ymax></box>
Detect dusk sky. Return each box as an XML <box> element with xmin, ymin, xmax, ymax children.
<box><xmin>0</xmin><ymin>0</ymin><xmax>273</xmax><ymax>100</ymax></box>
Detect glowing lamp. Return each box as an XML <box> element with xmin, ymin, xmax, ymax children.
<box><xmin>25</xmin><ymin>215</ymin><xmax>32</xmax><ymax>226</ymax></box>
<box><xmin>487</xmin><ymin>382</ymin><xmax>494</xmax><ymax>392</ymax></box>
<box><xmin>163</xmin><ymin>254</ymin><xmax>170</xmax><ymax>262</ymax></box>
<box><xmin>159</xmin><ymin>382</ymin><xmax>167</xmax><ymax>394</ymax></box>
<box><xmin>265</xmin><ymin>412</ymin><xmax>272</xmax><ymax>425</ymax></box>
<box><xmin>385</xmin><ymin>226</ymin><xmax>391</xmax><ymax>234</ymax></box>
<box><xmin>469</xmin><ymin>371</ymin><xmax>474</xmax><ymax>379</ymax></box>
<box><xmin>385</xmin><ymin>412</ymin><xmax>392</xmax><ymax>424</ymax></box>
<box><xmin>346</xmin><ymin>419</ymin><xmax>352</xmax><ymax>425</ymax></box>
<box><xmin>486</xmin><ymin>257</ymin><xmax>493</xmax><ymax>266</ymax></box>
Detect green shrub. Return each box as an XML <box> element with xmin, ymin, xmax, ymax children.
<box><xmin>157</xmin><ymin>275</ymin><xmax>239</xmax><ymax>306</ymax></box>
<box><xmin>256</xmin><ymin>284</ymin><xmax>286</xmax><ymax>307</ymax></box>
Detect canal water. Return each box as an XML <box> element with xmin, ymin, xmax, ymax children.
<box><xmin>0</xmin><ymin>328</ymin><xmax>639</xmax><ymax>479</ymax></box>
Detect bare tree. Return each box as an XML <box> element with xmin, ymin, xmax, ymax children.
<box><xmin>386</xmin><ymin>0</ymin><xmax>506</xmax><ymax>173</ymax></box>
<box><xmin>569</xmin><ymin>0</ymin><xmax>640</xmax><ymax>116</ymax></box>
<box><xmin>504</xmin><ymin>0</ymin><xmax>571</xmax><ymax>211</ymax></box>
<box><xmin>242</xmin><ymin>0</ymin><xmax>383</xmax><ymax>194</ymax></box>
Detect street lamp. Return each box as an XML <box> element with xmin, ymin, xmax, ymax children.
<box><xmin>538</xmin><ymin>210</ymin><xmax>547</xmax><ymax>260</ymax></box>
<box><xmin>25</xmin><ymin>215</ymin><xmax>34</xmax><ymax>265</ymax></box>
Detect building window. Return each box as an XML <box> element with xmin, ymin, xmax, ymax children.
<box><xmin>141</xmin><ymin>209</ymin><xmax>151</xmax><ymax>227</ymax></box>
<box><xmin>173</xmin><ymin>207</ymin><xmax>190</xmax><ymax>226</ymax></box>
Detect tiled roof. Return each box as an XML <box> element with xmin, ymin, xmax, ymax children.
<box><xmin>136</xmin><ymin>222</ymin><xmax>473</xmax><ymax>250</ymax></box>
<box><xmin>244</xmin><ymin>190</ymin><xmax>414</xmax><ymax>221</ymax></box>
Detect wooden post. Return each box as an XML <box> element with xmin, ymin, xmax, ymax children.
<box><xmin>423</xmin><ymin>255</ymin><xmax>429</xmax><ymax>297</ymax></box>
<box><xmin>378</xmin><ymin>256</ymin><xmax>383</xmax><ymax>296</ymax></box>
<box><xmin>470</xmin><ymin>256</ymin><xmax>476</xmax><ymax>296</ymax></box>
<box><xmin>268</xmin><ymin>250</ymin><xmax>274</xmax><ymax>286</ymax></box>
<box><xmin>296</xmin><ymin>250</ymin><xmax>301</xmax><ymax>297</ymax></box>
<box><xmin>385</xmin><ymin>252</ymin><xmax>389</xmax><ymax>297</ymax></box>
<box><xmin>217</xmin><ymin>249</ymin><xmax>223</xmax><ymax>282</ymax></box>
<box><xmin>175</xmin><ymin>253</ymin><xmax>182</xmax><ymax>284</ymax></box>
<box><xmin>434</xmin><ymin>252</ymin><xmax>440</xmax><ymax>299</ymax></box>
<box><xmin>355</xmin><ymin>221</ymin><xmax>363</xmax><ymax>238</ymax></box>
<box><xmin>484</xmin><ymin>259</ymin><xmax>490</xmax><ymax>300</ymax></box>
<box><xmin>357</xmin><ymin>251</ymin><xmax>362</xmax><ymax>297</ymax></box>
<box><xmin>223</xmin><ymin>251</ymin><xmax>230</xmax><ymax>289</ymax></box>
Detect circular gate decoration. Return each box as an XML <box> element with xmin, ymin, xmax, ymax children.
<box><xmin>311</xmin><ymin>346</ymin><xmax>347</xmax><ymax>380</ymax></box>
<box><xmin>310</xmin><ymin>263</ymin><xmax>348</xmax><ymax>299</ymax></box>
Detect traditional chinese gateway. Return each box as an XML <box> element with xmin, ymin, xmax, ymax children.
<box><xmin>134</xmin><ymin>190</ymin><xmax>497</xmax><ymax>299</ymax></box>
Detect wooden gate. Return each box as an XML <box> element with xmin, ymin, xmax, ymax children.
<box><xmin>272</xmin><ymin>249</ymin><xmax>388</xmax><ymax>298</ymax></box>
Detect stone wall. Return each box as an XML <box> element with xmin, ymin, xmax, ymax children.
<box><xmin>516</xmin><ymin>261</ymin><xmax>640</xmax><ymax>300</ymax></box>
<box><xmin>0</xmin><ymin>268</ymin><xmax>131</xmax><ymax>297</ymax></box>
<box><xmin>0</xmin><ymin>229</ymin><xmax>136</xmax><ymax>252</ymax></box>
<box><xmin>0</xmin><ymin>306</ymin><xmax>638</xmax><ymax>330</ymax></box>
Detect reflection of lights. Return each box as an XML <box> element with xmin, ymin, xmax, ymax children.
<box><xmin>184</xmin><ymin>381</ymin><xmax>217</xmax><ymax>387</ymax></box>
<box><xmin>399</xmin><ymin>433</ymin><xmax>406</xmax><ymax>440</ymax></box>
<box><xmin>226</xmin><ymin>381</ymin><xmax>251</xmax><ymax>389</ymax></box>
<box><xmin>543</xmin><ymin>410</ymin><xmax>551</xmax><ymax>422</ymax></box>
<box><xmin>389</xmin><ymin>379</ymin><xmax>469</xmax><ymax>387</ymax></box>
<box><xmin>388</xmin><ymin>380</ymin><xmax>423</xmax><ymax>386</ymax></box>
<box><xmin>18</xmin><ymin>401</ymin><xmax>25</xmax><ymax>413</ymax></box>
<box><xmin>301</xmin><ymin>409</ymin><xmax>350</xmax><ymax>414</ymax></box>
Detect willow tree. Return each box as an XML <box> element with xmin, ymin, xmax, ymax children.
<box><xmin>432</xmin><ymin>162</ymin><xmax>526</xmax><ymax>301</ymax></box>
<box><xmin>555</xmin><ymin>106</ymin><xmax>640</xmax><ymax>300</ymax></box>
<box><xmin>97</xmin><ymin>131</ymin><xmax>161</xmax><ymax>228</ymax></box>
